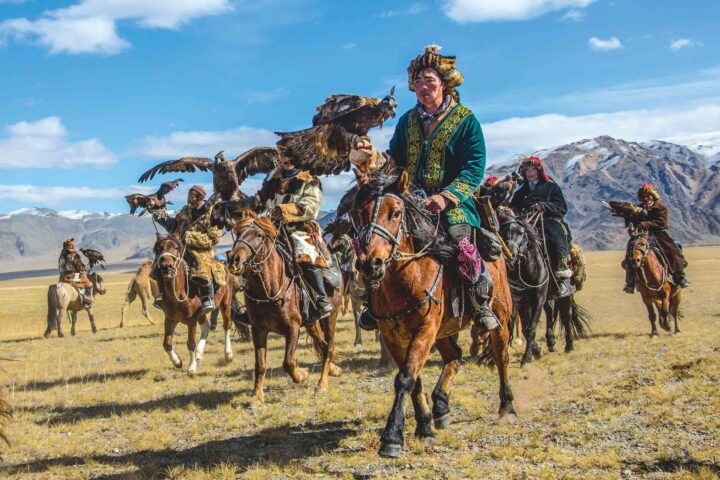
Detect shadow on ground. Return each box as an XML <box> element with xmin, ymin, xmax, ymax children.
<box><xmin>0</xmin><ymin>419</ymin><xmax>362</xmax><ymax>478</ymax></box>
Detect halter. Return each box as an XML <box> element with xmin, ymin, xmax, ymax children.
<box><xmin>233</xmin><ymin>224</ymin><xmax>273</xmax><ymax>273</ymax></box>
<box><xmin>155</xmin><ymin>242</ymin><xmax>190</xmax><ymax>303</ymax></box>
<box><xmin>498</xmin><ymin>210</ymin><xmax>549</xmax><ymax>290</ymax></box>
<box><xmin>355</xmin><ymin>193</ymin><xmax>407</xmax><ymax>264</ymax></box>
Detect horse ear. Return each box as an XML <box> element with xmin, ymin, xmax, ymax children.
<box><xmin>155</xmin><ymin>232</ymin><xmax>163</xmax><ymax>241</ymax></box>
<box><xmin>393</xmin><ymin>170</ymin><xmax>409</xmax><ymax>194</ymax></box>
<box><xmin>170</xmin><ymin>232</ymin><xmax>181</xmax><ymax>243</ymax></box>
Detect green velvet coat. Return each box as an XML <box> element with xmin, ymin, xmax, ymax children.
<box><xmin>387</xmin><ymin>104</ymin><xmax>487</xmax><ymax>228</ymax></box>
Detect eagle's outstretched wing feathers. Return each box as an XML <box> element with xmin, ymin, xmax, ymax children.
<box><xmin>138</xmin><ymin>158</ymin><xmax>212</xmax><ymax>183</ymax></box>
<box><xmin>80</xmin><ymin>248</ymin><xmax>106</xmax><ymax>270</ymax></box>
<box><xmin>232</xmin><ymin>147</ymin><xmax>280</xmax><ymax>184</ymax></box>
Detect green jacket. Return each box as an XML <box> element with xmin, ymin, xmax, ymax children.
<box><xmin>387</xmin><ymin>104</ymin><xmax>486</xmax><ymax>228</ymax></box>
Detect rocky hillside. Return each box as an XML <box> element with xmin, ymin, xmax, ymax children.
<box><xmin>486</xmin><ymin>135</ymin><xmax>720</xmax><ymax>250</ymax></box>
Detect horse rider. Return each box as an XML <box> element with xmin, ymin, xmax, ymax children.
<box><xmin>509</xmin><ymin>156</ymin><xmax>574</xmax><ymax>297</ymax></box>
<box><xmin>348</xmin><ymin>44</ymin><xmax>499</xmax><ymax>334</ymax></box>
<box><xmin>58</xmin><ymin>238</ymin><xmax>93</xmax><ymax>307</ymax></box>
<box><xmin>151</xmin><ymin>185</ymin><xmax>225</xmax><ymax>313</ymax></box>
<box><xmin>623</xmin><ymin>183</ymin><xmax>690</xmax><ymax>293</ymax></box>
<box><xmin>238</xmin><ymin>156</ymin><xmax>334</xmax><ymax>324</ymax></box>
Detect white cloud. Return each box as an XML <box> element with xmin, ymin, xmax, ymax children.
<box><xmin>588</xmin><ymin>36</ymin><xmax>622</xmax><ymax>51</ymax></box>
<box><xmin>0</xmin><ymin>0</ymin><xmax>232</xmax><ymax>55</ymax></box>
<box><xmin>484</xmin><ymin>104</ymin><xmax>720</xmax><ymax>163</ymax></box>
<box><xmin>138</xmin><ymin>126</ymin><xmax>279</xmax><ymax>159</ymax></box>
<box><xmin>442</xmin><ymin>0</ymin><xmax>595</xmax><ymax>22</ymax></box>
<box><xmin>561</xmin><ymin>9</ymin><xmax>584</xmax><ymax>21</ymax></box>
<box><xmin>0</xmin><ymin>184</ymin><xmax>151</xmax><ymax>204</ymax></box>
<box><xmin>380</xmin><ymin>3</ymin><xmax>428</xmax><ymax>18</ymax></box>
<box><xmin>0</xmin><ymin>116</ymin><xmax>116</xmax><ymax>168</ymax></box>
<box><xmin>670</xmin><ymin>38</ymin><xmax>695</xmax><ymax>51</ymax></box>
<box><xmin>241</xmin><ymin>87</ymin><xmax>290</xmax><ymax>105</ymax></box>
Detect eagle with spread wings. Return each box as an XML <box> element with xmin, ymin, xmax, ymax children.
<box><xmin>125</xmin><ymin>178</ymin><xmax>183</xmax><ymax>216</ymax></box>
<box><xmin>80</xmin><ymin>248</ymin><xmax>106</xmax><ymax>270</ymax></box>
<box><xmin>137</xmin><ymin>89</ymin><xmax>397</xmax><ymax>199</ymax></box>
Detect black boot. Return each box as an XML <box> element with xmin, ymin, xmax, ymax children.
<box><xmin>153</xmin><ymin>273</ymin><xmax>164</xmax><ymax>309</ymax></box>
<box><xmin>470</xmin><ymin>271</ymin><xmax>500</xmax><ymax>333</ymax></box>
<box><xmin>358</xmin><ymin>308</ymin><xmax>378</xmax><ymax>331</ymax></box>
<box><xmin>302</xmin><ymin>264</ymin><xmax>333</xmax><ymax>323</ymax></box>
<box><xmin>624</xmin><ymin>265</ymin><xmax>636</xmax><ymax>294</ymax></box>
<box><xmin>674</xmin><ymin>271</ymin><xmax>691</xmax><ymax>288</ymax></box>
<box><xmin>201</xmin><ymin>282</ymin><xmax>215</xmax><ymax>314</ymax></box>
<box><xmin>80</xmin><ymin>288</ymin><xmax>93</xmax><ymax>308</ymax></box>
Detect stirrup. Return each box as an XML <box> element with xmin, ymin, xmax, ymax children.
<box><xmin>473</xmin><ymin>304</ymin><xmax>499</xmax><ymax>334</ymax></box>
<box><xmin>623</xmin><ymin>285</ymin><xmax>635</xmax><ymax>294</ymax></box>
<box><xmin>153</xmin><ymin>296</ymin><xmax>163</xmax><ymax>309</ymax></box>
<box><xmin>201</xmin><ymin>297</ymin><xmax>215</xmax><ymax>313</ymax></box>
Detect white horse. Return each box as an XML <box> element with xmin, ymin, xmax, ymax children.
<box><xmin>45</xmin><ymin>272</ymin><xmax>107</xmax><ymax>338</ymax></box>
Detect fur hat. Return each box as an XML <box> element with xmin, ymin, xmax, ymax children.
<box><xmin>189</xmin><ymin>185</ymin><xmax>206</xmax><ymax>198</ymax></box>
<box><xmin>637</xmin><ymin>183</ymin><xmax>660</xmax><ymax>201</ymax></box>
<box><xmin>62</xmin><ymin>238</ymin><xmax>75</xmax><ymax>251</ymax></box>
<box><xmin>518</xmin><ymin>156</ymin><xmax>550</xmax><ymax>182</ymax></box>
<box><xmin>407</xmin><ymin>45</ymin><xmax>464</xmax><ymax>102</ymax></box>
<box><xmin>483</xmin><ymin>176</ymin><xmax>499</xmax><ymax>187</ymax></box>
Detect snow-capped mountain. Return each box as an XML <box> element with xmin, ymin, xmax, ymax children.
<box><xmin>486</xmin><ymin>135</ymin><xmax>720</xmax><ymax>250</ymax></box>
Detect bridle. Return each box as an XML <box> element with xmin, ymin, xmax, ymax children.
<box><xmin>498</xmin><ymin>210</ymin><xmax>549</xmax><ymax>289</ymax></box>
<box><xmin>230</xmin><ymin>222</ymin><xmax>294</xmax><ymax>304</ymax></box>
<box><xmin>155</xmin><ymin>238</ymin><xmax>190</xmax><ymax>302</ymax></box>
<box><xmin>353</xmin><ymin>193</ymin><xmax>408</xmax><ymax>265</ymax></box>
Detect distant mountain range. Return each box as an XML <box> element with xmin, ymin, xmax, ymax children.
<box><xmin>2</xmin><ymin>133</ymin><xmax>719</xmax><ymax>271</ymax></box>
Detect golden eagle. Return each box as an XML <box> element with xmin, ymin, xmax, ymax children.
<box><xmin>80</xmin><ymin>248</ymin><xmax>106</xmax><ymax>270</ymax></box>
<box><xmin>125</xmin><ymin>178</ymin><xmax>183</xmax><ymax>216</ymax></box>
<box><xmin>602</xmin><ymin>200</ymin><xmax>643</xmax><ymax>227</ymax></box>
<box><xmin>138</xmin><ymin>148</ymin><xmax>278</xmax><ymax>202</ymax></box>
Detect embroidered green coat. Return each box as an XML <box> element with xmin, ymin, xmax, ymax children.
<box><xmin>387</xmin><ymin>104</ymin><xmax>486</xmax><ymax>228</ymax></box>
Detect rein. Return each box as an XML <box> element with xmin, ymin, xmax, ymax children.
<box><xmin>498</xmin><ymin>209</ymin><xmax>549</xmax><ymax>290</ymax></box>
<box><xmin>156</xmin><ymin>250</ymin><xmax>190</xmax><ymax>303</ymax></box>
<box><xmin>632</xmin><ymin>234</ymin><xmax>667</xmax><ymax>292</ymax></box>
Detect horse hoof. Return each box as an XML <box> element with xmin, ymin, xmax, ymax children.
<box><xmin>498</xmin><ymin>412</ymin><xmax>518</xmax><ymax>424</ymax></box>
<box><xmin>246</xmin><ymin>397</ymin><xmax>263</xmax><ymax>409</ymax></box>
<box><xmin>378</xmin><ymin>442</ymin><xmax>402</xmax><ymax>458</ymax></box>
<box><xmin>329</xmin><ymin>364</ymin><xmax>342</xmax><ymax>377</ymax></box>
<box><xmin>92</xmin><ymin>328</ymin><xmax>97</xmax><ymax>334</ymax></box>
<box><xmin>547</xmin><ymin>344</ymin><xmax>556</xmax><ymax>353</ymax></box>
<box><xmin>224</xmin><ymin>353</ymin><xmax>234</xmax><ymax>363</ymax></box>
<box><xmin>174</xmin><ymin>361</ymin><xmax>183</xmax><ymax>369</ymax></box>
<box><xmin>520</xmin><ymin>359</ymin><xmax>531</xmax><ymax>368</ymax></box>
<box><xmin>44</xmin><ymin>331</ymin><xmax>51</xmax><ymax>338</ymax></box>
<box><xmin>650</xmin><ymin>333</ymin><xmax>659</xmax><ymax>339</ymax></box>
<box><xmin>71</xmin><ymin>331</ymin><xmax>76</xmax><ymax>337</ymax></box>
<box><xmin>58</xmin><ymin>332</ymin><xmax>64</xmax><ymax>338</ymax></box>
<box><xmin>433</xmin><ymin>413</ymin><xmax>451</xmax><ymax>429</ymax></box>
<box><xmin>416</xmin><ymin>435</ymin><xmax>434</xmax><ymax>447</ymax></box>
<box><xmin>187</xmin><ymin>368</ymin><xmax>197</xmax><ymax>377</ymax></box>
<box><xmin>532</xmin><ymin>345</ymin><xmax>542</xmax><ymax>359</ymax></box>
<box><xmin>564</xmin><ymin>345</ymin><xmax>574</xmax><ymax>353</ymax></box>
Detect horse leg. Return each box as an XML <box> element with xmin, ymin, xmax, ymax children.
<box><xmin>644</xmin><ymin>297</ymin><xmax>658</xmax><ymax>337</ymax></box>
<box><xmin>186</xmin><ymin>320</ymin><xmax>199</xmax><ymax>376</ymax></box>
<box><xmin>353</xmin><ymin>300</ymin><xmax>362</xmax><ymax>347</ymax></box>
<box><xmin>220</xmin><ymin>300</ymin><xmax>234</xmax><ymax>363</ymax></box>
<box><xmin>544</xmin><ymin>301</ymin><xmax>556</xmax><ymax>352</ymax></box>
<box><xmin>139</xmin><ymin>290</ymin><xmax>154</xmax><ymax>325</ymax></box>
<box><xmin>163</xmin><ymin>318</ymin><xmax>182</xmax><ymax>369</ymax></box>
<box><xmin>377</xmin><ymin>332</ymin><xmax>394</xmax><ymax>370</ymax></box>
<box><xmin>57</xmin><ymin>307</ymin><xmax>65</xmax><ymax>338</ymax></box>
<box><xmin>432</xmin><ymin>336</ymin><xmax>462</xmax><ymax>429</ymax></box>
<box><xmin>120</xmin><ymin>287</ymin><xmax>135</xmax><ymax>328</ymax></box>
<box><xmin>557</xmin><ymin>297</ymin><xmax>574</xmax><ymax>353</ymax></box>
<box><xmin>659</xmin><ymin>289</ymin><xmax>671</xmax><ymax>333</ymax></box>
<box><xmin>87</xmin><ymin>308</ymin><xmax>98</xmax><ymax>334</ymax></box>
<box><xmin>671</xmin><ymin>290</ymin><xmax>682</xmax><ymax>334</ymax></box>
<box><xmin>519</xmin><ymin>303</ymin><xmax>534</xmax><ymax>367</ymax></box>
<box><xmin>490</xmin><ymin>320</ymin><xmax>517</xmax><ymax>419</ymax></box>
<box><xmin>70</xmin><ymin>310</ymin><xmax>77</xmax><ymax>336</ymax></box>
<box><xmin>283</xmin><ymin>323</ymin><xmax>308</xmax><ymax>384</ymax></box>
<box><xmin>250</xmin><ymin>327</ymin><xmax>269</xmax><ymax>405</ymax></box>
<box><xmin>379</xmin><ymin>327</ymin><xmax>435</xmax><ymax>458</ymax></box>
<box><xmin>195</xmin><ymin>317</ymin><xmax>210</xmax><ymax>365</ymax></box>
<box><xmin>410</xmin><ymin>376</ymin><xmax>433</xmax><ymax>445</ymax></box>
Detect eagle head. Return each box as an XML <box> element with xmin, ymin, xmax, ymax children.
<box><xmin>214</xmin><ymin>151</ymin><xmax>226</xmax><ymax>164</ymax></box>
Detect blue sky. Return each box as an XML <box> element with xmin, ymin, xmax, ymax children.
<box><xmin>0</xmin><ymin>0</ymin><xmax>718</xmax><ymax>213</ymax></box>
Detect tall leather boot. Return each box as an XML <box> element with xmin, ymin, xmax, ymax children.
<box><xmin>470</xmin><ymin>271</ymin><xmax>500</xmax><ymax>333</ymax></box>
<box><xmin>624</xmin><ymin>265</ymin><xmax>636</xmax><ymax>294</ymax></box>
<box><xmin>201</xmin><ymin>281</ymin><xmax>215</xmax><ymax>314</ymax></box>
<box><xmin>302</xmin><ymin>264</ymin><xmax>333</xmax><ymax>323</ymax></box>
<box><xmin>673</xmin><ymin>270</ymin><xmax>691</xmax><ymax>288</ymax></box>
<box><xmin>153</xmin><ymin>282</ymin><xmax>164</xmax><ymax>309</ymax></box>
<box><xmin>80</xmin><ymin>288</ymin><xmax>93</xmax><ymax>308</ymax></box>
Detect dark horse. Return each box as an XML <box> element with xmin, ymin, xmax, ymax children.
<box><xmin>351</xmin><ymin>171</ymin><xmax>515</xmax><ymax>458</ymax></box>
<box><xmin>496</xmin><ymin>207</ymin><xmax>550</xmax><ymax>366</ymax></box>
<box><xmin>628</xmin><ymin>230</ymin><xmax>681</xmax><ymax>336</ymax></box>
<box><xmin>154</xmin><ymin>233</ymin><xmax>236</xmax><ymax>376</ymax></box>
<box><xmin>227</xmin><ymin>214</ymin><xmax>341</xmax><ymax>405</ymax></box>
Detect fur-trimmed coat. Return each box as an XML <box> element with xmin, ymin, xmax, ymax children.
<box><xmin>628</xmin><ymin>201</ymin><xmax>686</xmax><ymax>273</ymax></box>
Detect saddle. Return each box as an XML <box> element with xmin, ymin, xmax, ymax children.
<box><xmin>61</xmin><ymin>272</ymin><xmax>92</xmax><ymax>289</ymax></box>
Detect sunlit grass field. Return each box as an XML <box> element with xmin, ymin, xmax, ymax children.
<box><xmin>0</xmin><ymin>248</ymin><xmax>718</xmax><ymax>479</ymax></box>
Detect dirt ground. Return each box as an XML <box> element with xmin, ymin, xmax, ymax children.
<box><xmin>0</xmin><ymin>247</ymin><xmax>718</xmax><ymax>479</ymax></box>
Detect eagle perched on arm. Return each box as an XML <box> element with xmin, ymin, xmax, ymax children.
<box><xmin>125</xmin><ymin>178</ymin><xmax>183</xmax><ymax>216</ymax></box>
<box><xmin>80</xmin><ymin>248</ymin><xmax>106</xmax><ymax>270</ymax></box>
<box><xmin>602</xmin><ymin>200</ymin><xmax>643</xmax><ymax>228</ymax></box>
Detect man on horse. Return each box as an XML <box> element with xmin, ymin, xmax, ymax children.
<box><xmin>151</xmin><ymin>185</ymin><xmax>225</xmax><ymax>313</ymax></box>
<box><xmin>509</xmin><ymin>156</ymin><xmax>574</xmax><ymax>297</ymax></box>
<box><xmin>623</xmin><ymin>183</ymin><xmax>690</xmax><ymax>293</ymax></box>
<box><xmin>58</xmin><ymin>238</ymin><xmax>93</xmax><ymax>307</ymax></box>
<box><xmin>240</xmin><ymin>156</ymin><xmax>334</xmax><ymax>323</ymax></box>
<box><xmin>349</xmin><ymin>44</ymin><xmax>499</xmax><ymax>333</ymax></box>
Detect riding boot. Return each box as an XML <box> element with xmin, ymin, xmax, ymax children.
<box><xmin>553</xmin><ymin>257</ymin><xmax>573</xmax><ymax>298</ymax></box>
<box><xmin>469</xmin><ymin>271</ymin><xmax>500</xmax><ymax>334</ymax></box>
<box><xmin>152</xmin><ymin>271</ymin><xmax>164</xmax><ymax>309</ymax></box>
<box><xmin>80</xmin><ymin>288</ymin><xmax>93</xmax><ymax>308</ymax></box>
<box><xmin>302</xmin><ymin>264</ymin><xmax>333</xmax><ymax>323</ymax></box>
<box><xmin>624</xmin><ymin>265</ymin><xmax>636</xmax><ymax>294</ymax></box>
<box><xmin>673</xmin><ymin>270</ymin><xmax>691</xmax><ymax>289</ymax></box>
<box><xmin>200</xmin><ymin>281</ymin><xmax>215</xmax><ymax>314</ymax></box>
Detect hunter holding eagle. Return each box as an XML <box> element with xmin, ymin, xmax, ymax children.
<box><xmin>349</xmin><ymin>45</ymin><xmax>500</xmax><ymax>334</ymax></box>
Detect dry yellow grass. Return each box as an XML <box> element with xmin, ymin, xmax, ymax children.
<box><xmin>0</xmin><ymin>248</ymin><xmax>718</xmax><ymax>479</ymax></box>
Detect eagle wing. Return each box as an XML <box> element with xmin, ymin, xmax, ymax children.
<box><xmin>156</xmin><ymin>178</ymin><xmax>184</xmax><ymax>197</ymax></box>
<box><xmin>275</xmin><ymin>125</ymin><xmax>351</xmax><ymax>176</ymax></box>
<box><xmin>232</xmin><ymin>147</ymin><xmax>281</xmax><ymax>184</ymax></box>
<box><xmin>138</xmin><ymin>158</ymin><xmax>212</xmax><ymax>183</ymax></box>
<box><xmin>80</xmin><ymin>248</ymin><xmax>106</xmax><ymax>270</ymax></box>
<box><xmin>312</xmin><ymin>94</ymin><xmax>380</xmax><ymax>126</ymax></box>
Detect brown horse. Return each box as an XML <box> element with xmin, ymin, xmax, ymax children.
<box><xmin>629</xmin><ymin>231</ymin><xmax>681</xmax><ymax>336</ymax></box>
<box><xmin>119</xmin><ymin>260</ymin><xmax>158</xmax><ymax>327</ymax></box>
<box><xmin>154</xmin><ymin>233</ymin><xmax>235</xmax><ymax>375</ymax></box>
<box><xmin>227</xmin><ymin>215</ymin><xmax>341</xmax><ymax>405</ymax></box>
<box><xmin>45</xmin><ymin>271</ymin><xmax>106</xmax><ymax>338</ymax></box>
<box><xmin>351</xmin><ymin>171</ymin><xmax>515</xmax><ymax>458</ymax></box>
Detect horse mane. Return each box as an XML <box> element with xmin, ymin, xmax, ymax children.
<box><xmin>234</xmin><ymin>215</ymin><xmax>278</xmax><ymax>240</ymax></box>
<box><xmin>353</xmin><ymin>171</ymin><xmax>458</xmax><ymax>265</ymax></box>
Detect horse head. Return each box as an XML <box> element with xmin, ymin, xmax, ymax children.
<box><xmin>227</xmin><ymin>214</ymin><xmax>277</xmax><ymax>276</ymax></box>
<box><xmin>630</xmin><ymin>230</ymin><xmax>650</xmax><ymax>269</ymax></box>
<box><xmin>351</xmin><ymin>170</ymin><xmax>410</xmax><ymax>281</ymax></box>
<box><xmin>89</xmin><ymin>271</ymin><xmax>106</xmax><ymax>295</ymax></box>
<box><xmin>154</xmin><ymin>232</ymin><xmax>183</xmax><ymax>279</ymax></box>
<box><xmin>497</xmin><ymin>208</ymin><xmax>527</xmax><ymax>267</ymax></box>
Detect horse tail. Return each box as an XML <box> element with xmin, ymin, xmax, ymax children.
<box><xmin>475</xmin><ymin>327</ymin><xmax>495</xmax><ymax>368</ymax></box>
<box><xmin>47</xmin><ymin>285</ymin><xmax>59</xmax><ymax>333</ymax></box>
<box><xmin>560</xmin><ymin>297</ymin><xmax>592</xmax><ymax>339</ymax></box>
